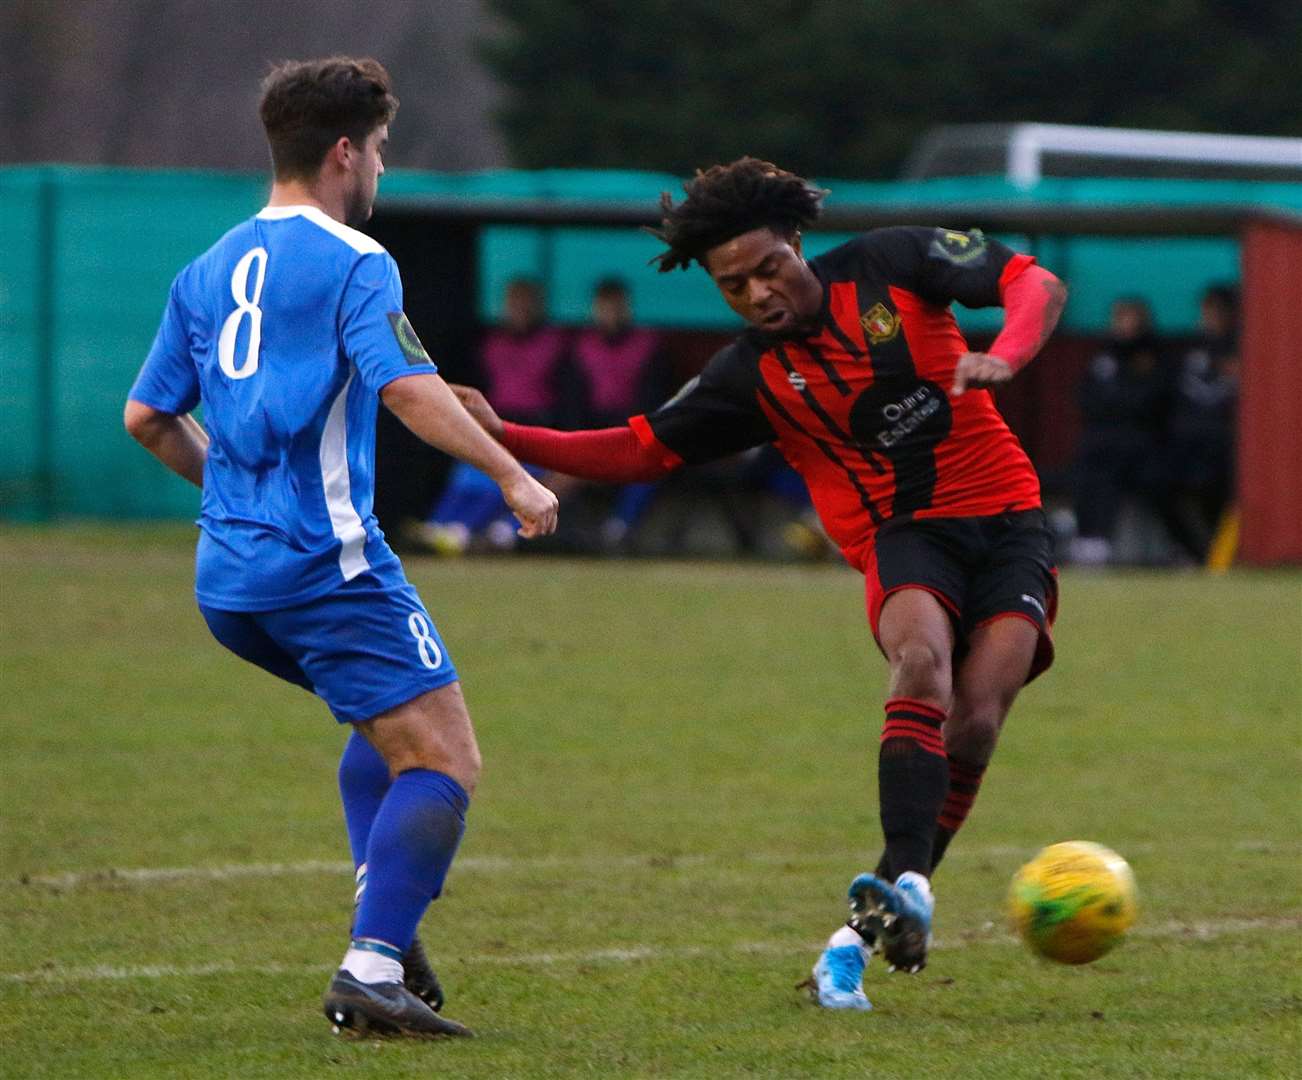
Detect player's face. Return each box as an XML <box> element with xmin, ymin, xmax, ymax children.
<box><xmin>704</xmin><ymin>228</ymin><xmax>823</xmax><ymax>336</ymax></box>
<box><xmin>344</xmin><ymin>125</ymin><xmax>387</xmax><ymax>226</ymax></box>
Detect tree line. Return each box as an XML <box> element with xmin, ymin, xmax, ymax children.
<box><xmin>482</xmin><ymin>0</ymin><xmax>1302</xmax><ymax>178</ymax></box>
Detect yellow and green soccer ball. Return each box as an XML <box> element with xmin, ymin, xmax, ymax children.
<box><xmin>1008</xmin><ymin>841</ymin><xmax>1138</xmax><ymax>964</ymax></box>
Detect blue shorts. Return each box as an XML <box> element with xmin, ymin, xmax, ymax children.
<box><xmin>199</xmin><ymin>566</ymin><xmax>459</xmax><ymax>724</ymax></box>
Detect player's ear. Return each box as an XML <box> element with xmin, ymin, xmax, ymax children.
<box><xmin>791</xmin><ymin>230</ymin><xmax>803</xmax><ymax>257</ymax></box>
<box><xmin>327</xmin><ymin>136</ymin><xmax>353</xmax><ymax>171</ymax></box>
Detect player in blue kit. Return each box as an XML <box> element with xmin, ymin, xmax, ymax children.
<box><xmin>124</xmin><ymin>57</ymin><xmax>559</xmax><ymax>1039</ymax></box>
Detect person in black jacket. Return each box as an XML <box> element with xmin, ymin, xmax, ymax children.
<box><xmin>1152</xmin><ymin>284</ymin><xmax>1239</xmax><ymax>562</ymax></box>
<box><xmin>1070</xmin><ymin>297</ymin><xmax>1172</xmax><ymax>565</ymax></box>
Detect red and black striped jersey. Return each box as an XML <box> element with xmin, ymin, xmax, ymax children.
<box><xmin>630</xmin><ymin>226</ymin><xmax>1042</xmax><ymax>572</ymax></box>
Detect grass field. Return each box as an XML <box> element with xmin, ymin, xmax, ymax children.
<box><xmin>1</xmin><ymin>525</ymin><xmax>1299</xmax><ymax>1078</ymax></box>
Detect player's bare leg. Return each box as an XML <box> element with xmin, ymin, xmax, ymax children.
<box><xmin>930</xmin><ymin>616</ymin><xmax>1039</xmax><ymax>871</ymax></box>
<box><xmin>358</xmin><ymin>681</ymin><xmax>482</xmax><ymax>792</ymax></box>
<box><xmin>879</xmin><ymin>588</ymin><xmax>957</xmax><ymax>705</ymax></box>
<box><xmin>325</xmin><ymin>684</ymin><xmax>479</xmax><ymax>1038</ymax></box>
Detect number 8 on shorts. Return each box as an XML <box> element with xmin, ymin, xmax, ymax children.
<box><xmin>408</xmin><ymin>612</ymin><xmax>444</xmax><ymax>670</ymax></box>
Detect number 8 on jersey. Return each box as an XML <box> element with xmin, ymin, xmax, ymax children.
<box><xmin>218</xmin><ymin>246</ymin><xmax>268</xmax><ymax>380</ymax></box>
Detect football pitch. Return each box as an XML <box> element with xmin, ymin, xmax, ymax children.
<box><xmin>1</xmin><ymin>525</ymin><xmax>1298</xmax><ymax>1079</ymax></box>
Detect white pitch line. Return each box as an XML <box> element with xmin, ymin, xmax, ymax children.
<box><xmin>2</xmin><ymin>918</ymin><xmax>1297</xmax><ymax>987</ymax></box>
<box><xmin>21</xmin><ymin>859</ymin><xmax>353</xmax><ymax>889</ymax></box>
<box><xmin>16</xmin><ymin>839</ymin><xmax>1297</xmax><ymax>891</ymax></box>
<box><xmin>18</xmin><ymin>854</ymin><xmax>703</xmax><ymax>889</ymax></box>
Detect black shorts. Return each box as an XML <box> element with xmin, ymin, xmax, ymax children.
<box><xmin>864</xmin><ymin>509</ymin><xmax>1058</xmax><ymax>683</ymax></box>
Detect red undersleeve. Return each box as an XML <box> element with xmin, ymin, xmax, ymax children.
<box><xmin>500</xmin><ymin>421</ymin><xmax>678</xmax><ymax>483</ymax></box>
<box><xmin>989</xmin><ymin>263</ymin><xmax>1060</xmax><ymax>372</ymax></box>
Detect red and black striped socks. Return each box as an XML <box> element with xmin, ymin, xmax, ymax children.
<box><xmin>877</xmin><ymin>696</ymin><xmax>948</xmax><ymax>878</ymax></box>
<box><xmin>930</xmin><ymin>757</ymin><xmax>987</xmax><ymax>871</ymax></box>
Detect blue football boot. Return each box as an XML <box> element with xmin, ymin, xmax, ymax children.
<box><xmin>808</xmin><ymin>941</ymin><xmax>873</xmax><ymax>1010</ymax></box>
<box><xmin>849</xmin><ymin>870</ymin><xmax>934</xmax><ymax>973</ymax></box>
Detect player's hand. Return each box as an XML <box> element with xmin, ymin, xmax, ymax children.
<box><xmin>951</xmin><ymin>352</ymin><xmax>1013</xmax><ymax>398</ymax></box>
<box><xmin>450</xmin><ymin>384</ymin><xmax>504</xmax><ymax>440</ymax></box>
<box><xmin>500</xmin><ymin>469</ymin><xmax>559</xmax><ymax>539</ymax></box>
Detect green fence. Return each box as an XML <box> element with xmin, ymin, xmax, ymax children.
<box><xmin>1</xmin><ymin>168</ymin><xmax>268</xmax><ymax>520</ymax></box>
<box><xmin>3</xmin><ymin>165</ymin><xmax>1297</xmax><ymax>521</ymax></box>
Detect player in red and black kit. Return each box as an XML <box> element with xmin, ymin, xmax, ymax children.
<box><xmin>452</xmin><ymin>159</ymin><xmax>1067</xmax><ymax>1010</ymax></box>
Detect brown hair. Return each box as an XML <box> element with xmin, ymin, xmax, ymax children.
<box><xmin>259</xmin><ymin>57</ymin><xmax>398</xmax><ymax>180</ymax></box>
<box><xmin>651</xmin><ymin>157</ymin><xmax>827</xmax><ymax>273</ymax></box>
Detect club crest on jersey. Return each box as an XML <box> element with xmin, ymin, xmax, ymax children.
<box><xmin>860</xmin><ymin>302</ymin><xmax>900</xmax><ymax>345</ymax></box>
<box><xmin>788</xmin><ymin>370</ymin><xmax>808</xmax><ymax>391</ymax></box>
<box><xmin>387</xmin><ymin>312</ymin><xmax>435</xmax><ymax>366</ymax></box>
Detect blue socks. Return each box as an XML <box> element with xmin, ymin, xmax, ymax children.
<box><xmin>339</xmin><ymin>734</ymin><xmax>470</xmax><ymax>958</ymax></box>
<box><xmin>352</xmin><ymin>768</ymin><xmax>469</xmax><ymax>952</ymax></box>
<box><xmin>337</xmin><ymin>731</ymin><xmax>392</xmax><ymax>867</ymax></box>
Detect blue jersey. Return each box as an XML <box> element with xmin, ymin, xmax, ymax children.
<box><xmin>130</xmin><ymin>205</ymin><xmax>438</xmax><ymax>611</ymax></box>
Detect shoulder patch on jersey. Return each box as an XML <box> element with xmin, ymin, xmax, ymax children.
<box><xmin>929</xmin><ymin>228</ymin><xmax>988</xmax><ymax>267</ymax></box>
<box><xmin>387</xmin><ymin>312</ymin><xmax>435</xmax><ymax>366</ymax></box>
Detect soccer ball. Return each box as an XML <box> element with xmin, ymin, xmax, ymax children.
<box><xmin>1008</xmin><ymin>841</ymin><xmax>1137</xmax><ymax>964</ymax></box>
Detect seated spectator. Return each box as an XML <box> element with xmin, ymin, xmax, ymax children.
<box><xmin>479</xmin><ymin>277</ymin><xmax>572</xmax><ymax>427</ymax></box>
<box><xmin>1152</xmin><ymin>284</ymin><xmax>1239</xmax><ymax>563</ymax></box>
<box><xmin>420</xmin><ymin>278</ymin><xmax>570</xmax><ymax>553</ymax></box>
<box><xmin>1069</xmin><ymin>297</ymin><xmax>1172</xmax><ymax>565</ymax></box>
<box><xmin>569</xmin><ymin>278</ymin><xmax>671</xmax><ymax>550</ymax></box>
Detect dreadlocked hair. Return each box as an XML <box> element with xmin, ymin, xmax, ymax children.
<box><xmin>650</xmin><ymin>157</ymin><xmax>828</xmax><ymax>273</ymax></box>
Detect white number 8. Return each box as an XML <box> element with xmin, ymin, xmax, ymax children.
<box><xmin>407</xmin><ymin>612</ymin><xmax>444</xmax><ymax>670</ymax></box>
<box><xmin>218</xmin><ymin>246</ymin><xmax>268</xmax><ymax>380</ymax></box>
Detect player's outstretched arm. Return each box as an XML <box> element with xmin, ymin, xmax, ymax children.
<box><xmin>449</xmin><ymin>385</ymin><xmax>680</xmax><ymax>485</ymax></box>
<box><xmin>123</xmin><ymin>400</ymin><xmax>209</xmax><ymax>487</ymax></box>
<box><xmin>951</xmin><ymin>266</ymin><xmax>1068</xmax><ymax>397</ymax></box>
<box><xmin>382</xmin><ymin>373</ymin><xmax>558</xmax><ymax>538</ymax></box>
